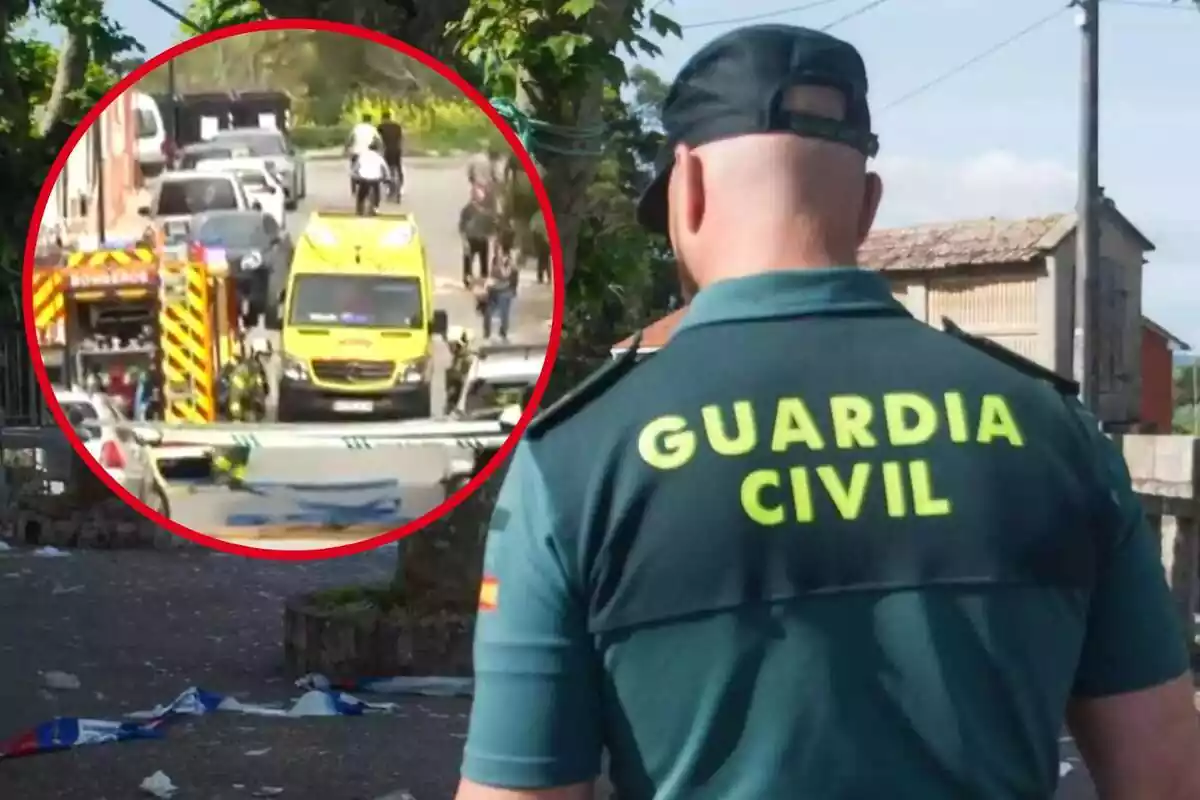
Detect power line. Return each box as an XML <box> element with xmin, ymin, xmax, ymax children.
<box><xmin>143</xmin><ymin>0</ymin><xmax>203</xmax><ymax>33</ymax></box>
<box><xmin>682</xmin><ymin>0</ymin><xmax>847</xmax><ymax>30</ymax></box>
<box><xmin>1107</xmin><ymin>0</ymin><xmax>1199</xmax><ymax>10</ymax></box>
<box><xmin>878</xmin><ymin>5</ymin><xmax>1068</xmax><ymax>113</ymax></box>
<box><xmin>819</xmin><ymin>0</ymin><xmax>893</xmax><ymax>30</ymax></box>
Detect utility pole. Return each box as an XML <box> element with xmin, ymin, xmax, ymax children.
<box><xmin>1075</xmin><ymin>0</ymin><xmax>1101</xmax><ymax>412</ymax></box>
<box><xmin>93</xmin><ymin>115</ymin><xmax>107</xmax><ymax>244</ymax></box>
<box><xmin>1192</xmin><ymin>357</ymin><xmax>1198</xmax><ymax>436</ymax></box>
<box><xmin>167</xmin><ymin>57</ymin><xmax>180</xmax><ymax>169</ymax></box>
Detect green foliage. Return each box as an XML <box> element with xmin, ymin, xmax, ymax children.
<box><xmin>448</xmin><ymin>0</ymin><xmax>680</xmax><ymax>159</ymax></box>
<box><xmin>1174</xmin><ymin>406</ymin><xmax>1198</xmax><ymax>435</ymax></box>
<box><xmin>537</xmin><ymin>67</ymin><xmax>677</xmax><ymax>393</ymax></box>
<box><xmin>1175</xmin><ymin>362</ymin><xmax>1198</xmax><ymax>410</ymax></box>
<box><xmin>451</xmin><ymin>0</ymin><xmax>680</xmax><ymax>99</ymax></box>
<box><xmin>177</xmin><ymin>0</ymin><xmax>266</xmax><ymax>37</ymax></box>
<box><xmin>138</xmin><ymin>29</ymin><xmax>472</xmax><ymax>126</ymax></box>
<box><xmin>288</xmin><ymin>121</ymin><xmax>500</xmax><ymax>154</ymax></box>
<box><xmin>0</xmin><ymin>0</ymin><xmax>142</xmax><ymax>318</ymax></box>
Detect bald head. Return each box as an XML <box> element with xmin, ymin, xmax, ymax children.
<box><xmin>666</xmin><ymin>86</ymin><xmax>883</xmax><ymax>287</ymax></box>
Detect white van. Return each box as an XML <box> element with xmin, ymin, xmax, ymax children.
<box><xmin>133</xmin><ymin>92</ymin><xmax>166</xmax><ymax>177</ymax></box>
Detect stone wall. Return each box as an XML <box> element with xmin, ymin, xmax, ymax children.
<box><xmin>2</xmin><ymin>493</ymin><xmax>196</xmax><ymax>550</ymax></box>
<box><xmin>1115</xmin><ymin>434</ymin><xmax>1200</xmax><ymax>652</ymax></box>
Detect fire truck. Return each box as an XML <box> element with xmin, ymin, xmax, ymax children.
<box><xmin>29</xmin><ymin>232</ymin><xmax>249</xmax><ymax>425</ymax></box>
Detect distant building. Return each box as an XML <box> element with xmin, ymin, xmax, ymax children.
<box><xmin>40</xmin><ymin>91</ymin><xmax>138</xmax><ymax>243</ymax></box>
<box><xmin>613</xmin><ymin>204</ymin><xmax>1160</xmax><ymax>428</ymax></box>
<box><xmin>1141</xmin><ymin>318</ymin><xmax>1190</xmax><ymax>433</ymax></box>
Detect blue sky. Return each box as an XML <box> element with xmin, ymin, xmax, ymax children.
<box><xmin>29</xmin><ymin>0</ymin><xmax>1200</xmax><ymax>349</ymax></box>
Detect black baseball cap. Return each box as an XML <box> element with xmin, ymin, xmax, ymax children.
<box><xmin>636</xmin><ymin>24</ymin><xmax>879</xmax><ymax>236</ymax></box>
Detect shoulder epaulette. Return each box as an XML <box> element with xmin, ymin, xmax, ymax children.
<box><xmin>525</xmin><ymin>331</ymin><xmax>644</xmax><ymax>440</ymax></box>
<box><xmin>942</xmin><ymin>318</ymin><xmax>1079</xmax><ymax>396</ymax></box>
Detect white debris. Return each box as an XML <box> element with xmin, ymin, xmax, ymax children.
<box><xmin>244</xmin><ymin>747</ymin><xmax>272</xmax><ymax>756</ymax></box>
<box><xmin>292</xmin><ymin>690</ymin><xmax>345</xmax><ymax>717</ymax></box>
<box><xmin>42</xmin><ymin>670</ymin><xmax>81</xmax><ymax>690</ymax></box>
<box><xmin>32</xmin><ymin>546</ymin><xmax>69</xmax><ymax>557</ymax></box>
<box><xmin>140</xmin><ymin>770</ymin><xmax>178</xmax><ymax>798</ymax></box>
<box><xmin>52</xmin><ymin>583</ymin><xmax>84</xmax><ymax>595</ymax></box>
<box><xmin>0</xmin><ymin>541</ymin><xmax>12</xmax><ymax>551</ymax></box>
<box><xmin>253</xmin><ymin>788</ymin><xmax>284</xmax><ymax>797</ymax></box>
<box><xmin>1059</xmin><ymin>762</ymin><xmax>1074</xmax><ymax>778</ymax></box>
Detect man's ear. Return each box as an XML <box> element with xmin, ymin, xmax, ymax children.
<box><xmin>858</xmin><ymin>171</ymin><xmax>884</xmax><ymax>244</ymax></box>
<box><xmin>674</xmin><ymin>144</ymin><xmax>706</xmax><ymax>235</ymax></box>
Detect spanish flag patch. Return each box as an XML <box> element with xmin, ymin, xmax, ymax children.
<box><xmin>479</xmin><ymin>576</ymin><xmax>499</xmax><ymax>611</ymax></box>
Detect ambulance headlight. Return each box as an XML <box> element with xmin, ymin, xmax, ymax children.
<box><xmin>398</xmin><ymin>359</ymin><xmax>426</xmax><ymax>384</ymax></box>
<box><xmin>242</xmin><ymin>250</ymin><xmax>263</xmax><ymax>269</ymax></box>
<box><xmin>380</xmin><ymin>224</ymin><xmax>415</xmax><ymax>248</ymax></box>
<box><xmin>281</xmin><ymin>354</ymin><xmax>310</xmax><ymax>382</ymax></box>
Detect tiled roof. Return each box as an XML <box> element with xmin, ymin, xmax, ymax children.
<box><xmin>611</xmin><ymin>207</ymin><xmax>1157</xmax><ymax>349</ymax></box>
<box><xmin>858</xmin><ymin>214</ymin><xmax>1074</xmax><ymax>271</ymax></box>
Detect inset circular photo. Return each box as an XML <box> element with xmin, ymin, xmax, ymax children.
<box><xmin>22</xmin><ymin>19</ymin><xmax>562</xmax><ymax>558</ymax></box>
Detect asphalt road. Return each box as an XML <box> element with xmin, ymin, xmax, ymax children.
<box><xmin>166</xmin><ymin>157</ymin><xmax>555</xmax><ymax>548</ymax></box>
<box><xmin>0</xmin><ymin>547</ymin><xmax>1107</xmax><ymax>799</ymax></box>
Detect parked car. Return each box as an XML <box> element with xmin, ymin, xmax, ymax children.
<box><xmin>440</xmin><ymin>341</ymin><xmax>546</xmax><ymax>496</ymax></box>
<box><xmin>194</xmin><ymin>158</ymin><xmax>287</xmax><ymax>230</ymax></box>
<box><xmin>191</xmin><ymin>209</ymin><xmax>293</xmax><ymax>326</ymax></box>
<box><xmin>177</xmin><ymin>141</ymin><xmax>251</xmax><ymax>170</ymax></box>
<box><xmin>208</xmin><ymin>128</ymin><xmax>306</xmax><ymax>209</ymax></box>
<box><xmin>54</xmin><ymin>386</ymin><xmax>166</xmax><ymax>512</ymax></box>
<box><xmin>453</xmin><ymin>340</ymin><xmax>546</xmax><ymax>419</ymax></box>
<box><xmin>133</xmin><ymin>92</ymin><xmax>167</xmax><ymax>178</ymax></box>
<box><xmin>139</xmin><ymin>170</ymin><xmax>252</xmax><ymax>236</ymax></box>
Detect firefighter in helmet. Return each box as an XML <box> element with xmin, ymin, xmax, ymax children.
<box><xmin>212</xmin><ymin>349</ymin><xmax>270</xmax><ymax>488</ymax></box>
<box><xmin>444</xmin><ymin>325</ymin><xmax>474</xmax><ymax>413</ymax></box>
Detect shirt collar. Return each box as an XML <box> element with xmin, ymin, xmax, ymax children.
<box><xmin>675</xmin><ymin>267</ymin><xmax>910</xmax><ymax>336</ymax></box>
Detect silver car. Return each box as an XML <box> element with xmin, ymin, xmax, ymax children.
<box><xmin>208</xmin><ymin>128</ymin><xmax>307</xmax><ymax>210</ymax></box>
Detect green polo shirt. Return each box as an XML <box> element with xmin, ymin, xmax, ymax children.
<box><xmin>462</xmin><ymin>268</ymin><xmax>1187</xmax><ymax>799</ymax></box>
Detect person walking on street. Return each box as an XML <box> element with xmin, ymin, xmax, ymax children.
<box><xmin>467</xmin><ymin>145</ymin><xmax>504</xmax><ymax>197</ymax></box>
<box><xmin>481</xmin><ymin>249</ymin><xmax>517</xmax><ymax>342</ymax></box>
<box><xmin>379</xmin><ymin>110</ymin><xmax>404</xmax><ymax>201</ymax></box>
<box><xmin>456</xmin><ymin>23</ymin><xmax>1200</xmax><ymax>800</ymax></box>
<box><xmin>352</xmin><ymin>140</ymin><xmax>388</xmax><ymax>216</ymax></box>
<box><xmin>459</xmin><ymin>194</ymin><xmax>494</xmax><ymax>286</ymax></box>
<box><xmin>345</xmin><ymin>113</ymin><xmax>381</xmax><ymax>194</ymax></box>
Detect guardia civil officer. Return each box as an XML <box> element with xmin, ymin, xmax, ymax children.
<box><xmin>457</xmin><ymin>24</ymin><xmax>1200</xmax><ymax>800</ymax></box>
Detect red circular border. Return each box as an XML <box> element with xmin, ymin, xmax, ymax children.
<box><xmin>22</xmin><ymin>18</ymin><xmax>565</xmax><ymax>561</ymax></box>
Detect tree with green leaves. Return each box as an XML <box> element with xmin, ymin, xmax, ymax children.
<box><xmin>449</xmin><ymin>0</ymin><xmax>679</xmax><ymax>286</ymax></box>
<box><xmin>180</xmin><ymin>0</ymin><xmax>266</xmax><ymax>35</ymax></box>
<box><xmin>1</xmin><ymin>0</ymin><xmax>141</xmax><ymax>320</ymax></box>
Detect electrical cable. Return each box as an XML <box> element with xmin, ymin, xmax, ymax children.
<box><xmin>878</xmin><ymin>5</ymin><xmax>1069</xmax><ymax>113</ymax></box>
<box><xmin>682</xmin><ymin>0</ymin><xmax>847</xmax><ymax>30</ymax></box>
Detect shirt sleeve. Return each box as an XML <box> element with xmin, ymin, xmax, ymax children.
<box><xmin>461</xmin><ymin>443</ymin><xmax>603</xmax><ymax>789</ymax></box>
<box><xmin>1072</xmin><ymin>408</ymin><xmax>1190</xmax><ymax>698</ymax></box>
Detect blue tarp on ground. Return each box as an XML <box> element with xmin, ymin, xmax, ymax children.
<box><xmin>222</xmin><ymin>479</ymin><xmax>404</xmax><ymax>528</ymax></box>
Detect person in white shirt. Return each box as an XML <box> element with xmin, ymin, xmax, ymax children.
<box><xmin>347</xmin><ymin>113</ymin><xmax>382</xmax><ymax>156</ymax></box>
<box><xmin>346</xmin><ymin>113</ymin><xmax>382</xmax><ymax>192</ymax></box>
<box><xmin>353</xmin><ymin>140</ymin><xmax>389</xmax><ymax>215</ymax></box>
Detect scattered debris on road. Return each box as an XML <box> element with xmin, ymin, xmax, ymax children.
<box><xmin>41</xmin><ymin>671</ymin><xmax>81</xmax><ymax>691</ymax></box>
<box><xmin>140</xmin><ymin>770</ymin><xmax>178</xmax><ymax>798</ymax></box>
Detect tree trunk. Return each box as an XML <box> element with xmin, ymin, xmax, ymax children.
<box><xmin>520</xmin><ymin>0</ymin><xmax>635</xmax><ymax>286</ymax></box>
<box><xmin>38</xmin><ymin>32</ymin><xmax>90</xmax><ymax>138</ymax></box>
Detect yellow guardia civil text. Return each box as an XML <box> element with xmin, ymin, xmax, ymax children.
<box><xmin>636</xmin><ymin>392</ymin><xmax>1024</xmax><ymax>525</ymax></box>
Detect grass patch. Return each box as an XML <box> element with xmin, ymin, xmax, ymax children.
<box><xmin>292</xmin><ymin>96</ymin><xmax>506</xmax><ymax>155</ymax></box>
<box><xmin>310</xmin><ymin>584</ymin><xmax>409</xmax><ymax>616</ymax></box>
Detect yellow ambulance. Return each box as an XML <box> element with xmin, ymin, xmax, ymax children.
<box><xmin>273</xmin><ymin>210</ymin><xmax>448</xmax><ymax>421</ymax></box>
